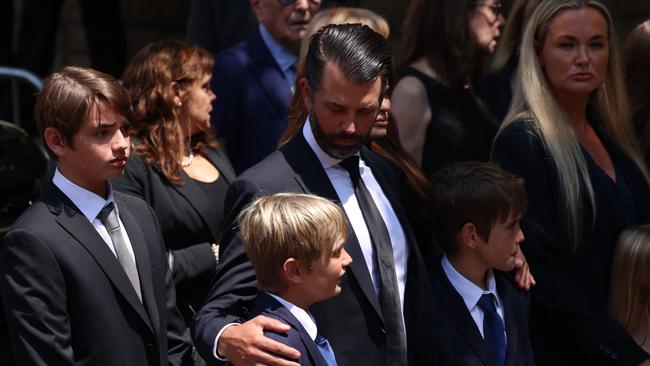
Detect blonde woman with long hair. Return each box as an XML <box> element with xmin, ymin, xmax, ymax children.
<box><xmin>491</xmin><ymin>0</ymin><xmax>650</xmax><ymax>364</ymax></box>
<box><xmin>610</xmin><ymin>225</ymin><xmax>650</xmax><ymax>356</ymax></box>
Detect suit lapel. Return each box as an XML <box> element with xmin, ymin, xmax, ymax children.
<box><xmin>431</xmin><ymin>261</ymin><xmax>492</xmax><ymax>365</ymax></box>
<box><xmin>280</xmin><ymin>135</ymin><xmax>383</xmax><ymax>318</ymax></box>
<box><xmin>495</xmin><ymin>274</ymin><xmax>517</xmax><ymax>366</ymax></box>
<box><xmin>257</xmin><ymin>293</ymin><xmax>328</xmax><ymax>366</ymax></box>
<box><xmin>117</xmin><ymin>198</ymin><xmax>160</xmax><ymax>337</ymax></box>
<box><xmin>45</xmin><ymin>186</ymin><xmax>154</xmax><ymax>332</ymax></box>
<box><xmin>245</xmin><ymin>29</ymin><xmax>292</xmax><ymax>120</ymax></box>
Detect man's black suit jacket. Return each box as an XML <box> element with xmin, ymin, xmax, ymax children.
<box><xmin>193</xmin><ymin>133</ymin><xmax>435</xmax><ymax>365</ymax></box>
<box><xmin>0</xmin><ymin>184</ymin><xmax>192</xmax><ymax>365</ymax></box>
<box><xmin>429</xmin><ymin>258</ymin><xmax>535</xmax><ymax>366</ymax></box>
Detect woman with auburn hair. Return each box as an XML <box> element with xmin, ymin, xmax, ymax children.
<box><xmin>114</xmin><ymin>40</ymin><xmax>236</xmax><ymax>325</ymax></box>
<box><xmin>391</xmin><ymin>0</ymin><xmax>504</xmax><ymax>177</ymax></box>
<box><xmin>492</xmin><ymin>0</ymin><xmax>650</xmax><ymax>364</ymax></box>
<box><xmin>624</xmin><ymin>20</ymin><xmax>650</xmax><ymax>163</ymax></box>
<box><xmin>610</xmin><ymin>225</ymin><xmax>650</xmax><ymax>355</ymax></box>
<box><xmin>478</xmin><ymin>0</ymin><xmax>542</xmax><ymax>122</ymax></box>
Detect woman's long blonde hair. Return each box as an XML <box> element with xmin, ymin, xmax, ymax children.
<box><xmin>501</xmin><ymin>0</ymin><xmax>650</xmax><ymax>252</ymax></box>
<box><xmin>609</xmin><ymin>225</ymin><xmax>650</xmax><ymax>341</ymax></box>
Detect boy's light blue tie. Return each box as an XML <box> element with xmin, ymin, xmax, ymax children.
<box><xmin>315</xmin><ymin>333</ymin><xmax>337</xmax><ymax>366</ymax></box>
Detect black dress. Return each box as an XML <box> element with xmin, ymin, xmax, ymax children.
<box><xmin>403</xmin><ymin>67</ymin><xmax>499</xmax><ymax>177</ymax></box>
<box><xmin>492</xmin><ymin>119</ymin><xmax>650</xmax><ymax>365</ymax></box>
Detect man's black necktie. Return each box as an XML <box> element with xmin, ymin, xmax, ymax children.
<box><xmin>339</xmin><ymin>156</ymin><xmax>408</xmax><ymax>366</ymax></box>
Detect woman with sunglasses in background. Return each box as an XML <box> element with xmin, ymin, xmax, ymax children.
<box><xmin>392</xmin><ymin>0</ymin><xmax>505</xmax><ymax>178</ymax></box>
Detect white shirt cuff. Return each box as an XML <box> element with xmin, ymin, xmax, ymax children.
<box><xmin>213</xmin><ymin>323</ymin><xmax>241</xmax><ymax>361</ymax></box>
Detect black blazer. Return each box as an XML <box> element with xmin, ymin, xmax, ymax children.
<box><xmin>250</xmin><ymin>292</ymin><xmax>329</xmax><ymax>366</ymax></box>
<box><xmin>113</xmin><ymin>147</ymin><xmax>236</xmax><ymax>319</ymax></box>
<box><xmin>0</xmin><ymin>184</ymin><xmax>192</xmax><ymax>365</ymax></box>
<box><xmin>429</xmin><ymin>258</ymin><xmax>535</xmax><ymax>366</ymax></box>
<box><xmin>492</xmin><ymin>120</ymin><xmax>650</xmax><ymax>365</ymax></box>
<box><xmin>192</xmin><ymin>133</ymin><xmax>435</xmax><ymax>365</ymax></box>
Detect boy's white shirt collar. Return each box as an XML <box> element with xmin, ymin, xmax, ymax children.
<box><xmin>267</xmin><ymin>292</ymin><xmax>318</xmax><ymax>341</ymax></box>
<box><xmin>52</xmin><ymin>167</ymin><xmax>117</xmax><ymax>222</ymax></box>
<box><xmin>441</xmin><ymin>254</ymin><xmax>502</xmax><ymax>312</ymax></box>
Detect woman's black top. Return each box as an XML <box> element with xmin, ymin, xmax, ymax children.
<box><xmin>492</xmin><ymin>119</ymin><xmax>650</xmax><ymax>365</ymax></box>
<box><xmin>403</xmin><ymin>67</ymin><xmax>500</xmax><ymax>177</ymax></box>
<box><xmin>193</xmin><ymin>175</ymin><xmax>228</xmax><ymax>229</ymax></box>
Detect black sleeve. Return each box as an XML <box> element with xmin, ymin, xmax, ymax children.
<box><xmin>0</xmin><ymin>230</ymin><xmax>75</xmax><ymax>366</ymax></box>
<box><xmin>492</xmin><ymin>122</ymin><xmax>647</xmax><ymax>365</ymax></box>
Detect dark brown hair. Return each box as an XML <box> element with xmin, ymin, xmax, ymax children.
<box><xmin>430</xmin><ymin>161</ymin><xmax>527</xmax><ymax>255</ymax></box>
<box><xmin>35</xmin><ymin>66</ymin><xmax>132</xmax><ymax>148</ymax></box>
<box><xmin>122</xmin><ymin>40</ymin><xmax>219</xmax><ymax>186</ymax></box>
<box><xmin>624</xmin><ymin>20</ymin><xmax>650</xmax><ymax>158</ymax></box>
<box><xmin>399</xmin><ymin>0</ymin><xmax>487</xmax><ymax>89</ymax></box>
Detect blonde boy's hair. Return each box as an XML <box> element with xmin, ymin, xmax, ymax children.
<box><xmin>500</xmin><ymin>0</ymin><xmax>650</xmax><ymax>252</ymax></box>
<box><xmin>238</xmin><ymin>193</ymin><xmax>348</xmax><ymax>293</ymax></box>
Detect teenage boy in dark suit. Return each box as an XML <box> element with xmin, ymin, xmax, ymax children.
<box><xmin>0</xmin><ymin>66</ymin><xmax>192</xmax><ymax>366</ymax></box>
<box><xmin>429</xmin><ymin>161</ymin><xmax>536</xmax><ymax>366</ymax></box>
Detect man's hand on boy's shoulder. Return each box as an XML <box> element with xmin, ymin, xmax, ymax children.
<box><xmin>218</xmin><ymin>315</ymin><xmax>301</xmax><ymax>366</ymax></box>
<box><xmin>513</xmin><ymin>248</ymin><xmax>536</xmax><ymax>291</ymax></box>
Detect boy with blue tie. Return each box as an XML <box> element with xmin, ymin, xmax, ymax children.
<box><xmin>429</xmin><ymin>162</ymin><xmax>536</xmax><ymax>366</ymax></box>
<box><xmin>237</xmin><ymin>193</ymin><xmax>353</xmax><ymax>366</ymax></box>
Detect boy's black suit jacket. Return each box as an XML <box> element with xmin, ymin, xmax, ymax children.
<box><xmin>429</xmin><ymin>258</ymin><xmax>535</xmax><ymax>366</ymax></box>
<box><xmin>250</xmin><ymin>292</ymin><xmax>329</xmax><ymax>366</ymax></box>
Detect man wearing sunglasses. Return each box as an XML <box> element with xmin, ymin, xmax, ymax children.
<box><xmin>209</xmin><ymin>0</ymin><xmax>321</xmax><ymax>175</ymax></box>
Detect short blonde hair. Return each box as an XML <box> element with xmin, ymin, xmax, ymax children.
<box><xmin>238</xmin><ymin>193</ymin><xmax>348</xmax><ymax>293</ymax></box>
<box><xmin>609</xmin><ymin>225</ymin><xmax>650</xmax><ymax>338</ymax></box>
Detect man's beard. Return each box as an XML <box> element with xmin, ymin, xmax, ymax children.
<box><xmin>309</xmin><ymin>112</ymin><xmax>368</xmax><ymax>160</ymax></box>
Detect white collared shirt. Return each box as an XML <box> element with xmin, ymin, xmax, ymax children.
<box><xmin>441</xmin><ymin>255</ymin><xmax>506</xmax><ymax>339</ymax></box>
<box><xmin>52</xmin><ymin>168</ymin><xmax>136</xmax><ymax>263</ymax></box>
<box><xmin>303</xmin><ymin>120</ymin><xmax>409</xmax><ymax>314</ymax></box>
<box><xmin>268</xmin><ymin>293</ymin><xmax>318</xmax><ymax>341</ymax></box>
<box><xmin>259</xmin><ymin>23</ymin><xmax>297</xmax><ymax>91</ymax></box>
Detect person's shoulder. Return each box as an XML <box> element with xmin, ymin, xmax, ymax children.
<box><xmin>214</xmin><ymin>33</ymin><xmax>255</xmax><ymax>69</ymax></box>
<box><xmin>498</xmin><ymin>118</ymin><xmax>538</xmax><ymax>138</ymax></box>
<box><xmin>8</xmin><ymin>200</ymin><xmax>54</xmax><ymax>233</ymax></box>
<box><xmin>237</xmin><ymin>150</ymin><xmax>290</xmax><ymax>183</ymax></box>
<box><xmin>494</xmin><ymin>118</ymin><xmax>544</xmax><ymax>153</ymax></box>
